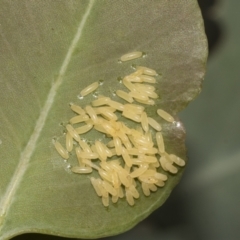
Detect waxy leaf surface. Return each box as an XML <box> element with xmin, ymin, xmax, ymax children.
<box><xmin>0</xmin><ymin>1</ymin><xmax>207</xmax><ymax>239</ymax></box>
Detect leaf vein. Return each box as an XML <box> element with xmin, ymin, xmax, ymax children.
<box><xmin>0</xmin><ymin>0</ymin><xmax>95</xmax><ymax>229</ymax></box>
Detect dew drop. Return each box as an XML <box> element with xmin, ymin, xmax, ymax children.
<box><xmin>112</xmin><ymin>90</ymin><xmax>116</xmax><ymax>97</ymax></box>
<box><xmin>87</xmin><ymin>139</ymin><xmax>93</xmax><ymax>145</ymax></box>
<box><xmin>59</xmin><ymin>122</ymin><xmax>65</xmax><ymax>126</ymax></box>
<box><xmin>92</xmin><ymin>91</ymin><xmax>99</xmax><ymax>98</ymax></box>
<box><xmin>131</xmin><ymin>64</ymin><xmax>137</xmax><ymax>70</ymax></box>
<box><xmin>99</xmin><ymin>79</ymin><xmax>104</xmax><ymax>85</ymax></box>
<box><xmin>117</xmin><ymin>77</ymin><xmax>123</xmax><ymax>83</ymax></box>
<box><xmin>77</xmin><ymin>94</ymin><xmax>84</xmax><ymax>100</ymax></box>
<box><xmin>174</xmin><ymin>121</ymin><xmax>182</xmax><ymax>128</ymax></box>
<box><xmin>156</xmin><ymin>72</ymin><xmax>162</xmax><ymax>77</ymax></box>
<box><xmin>52</xmin><ymin>137</ymin><xmax>57</xmax><ymax>142</ymax></box>
<box><xmin>142</xmin><ymin>52</ymin><xmax>147</xmax><ymax>58</ymax></box>
<box><xmin>64</xmin><ymin>163</ymin><xmax>72</xmax><ymax>173</ymax></box>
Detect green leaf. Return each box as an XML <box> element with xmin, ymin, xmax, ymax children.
<box><xmin>0</xmin><ymin>0</ymin><xmax>207</xmax><ymax>239</ymax></box>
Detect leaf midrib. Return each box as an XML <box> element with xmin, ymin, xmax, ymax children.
<box><xmin>0</xmin><ymin>0</ymin><xmax>95</xmax><ymax>231</ymax></box>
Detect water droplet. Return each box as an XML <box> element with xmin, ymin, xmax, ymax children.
<box><xmin>112</xmin><ymin>90</ymin><xmax>116</xmax><ymax>97</ymax></box>
<box><xmin>92</xmin><ymin>91</ymin><xmax>98</xmax><ymax>98</ymax></box>
<box><xmin>77</xmin><ymin>94</ymin><xmax>84</xmax><ymax>100</ymax></box>
<box><xmin>174</xmin><ymin>121</ymin><xmax>182</xmax><ymax>128</ymax></box>
<box><xmin>87</xmin><ymin>139</ymin><xmax>93</xmax><ymax>145</ymax></box>
<box><xmin>131</xmin><ymin>64</ymin><xmax>136</xmax><ymax>70</ymax></box>
<box><xmin>142</xmin><ymin>52</ymin><xmax>147</xmax><ymax>58</ymax></box>
<box><xmin>64</xmin><ymin>163</ymin><xmax>72</xmax><ymax>173</ymax></box>
<box><xmin>117</xmin><ymin>77</ymin><xmax>123</xmax><ymax>83</ymax></box>
<box><xmin>99</xmin><ymin>79</ymin><xmax>104</xmax><ymax>85</ymax></box>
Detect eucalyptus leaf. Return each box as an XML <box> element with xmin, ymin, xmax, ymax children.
<box><xmin>0</xmin><ymin>0</ymin><xmax>207</xmax><ymax>239</ymax></box>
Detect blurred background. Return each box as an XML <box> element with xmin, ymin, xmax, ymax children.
<box><xmin>13</xmin><ymin>0</ymin><xmax>240</xmax><ymax>239</ymax></box>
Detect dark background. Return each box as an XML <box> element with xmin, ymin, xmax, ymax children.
<box><xmin>13</xmin><ymin>0</ymin><xmax>240</xmax><ymax>239</ymax></box>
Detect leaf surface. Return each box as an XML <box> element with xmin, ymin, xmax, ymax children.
<box><xmin>0</xmin><ymin>0</ymin><xmax>207</xmax><ymax>239</ymax></box>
